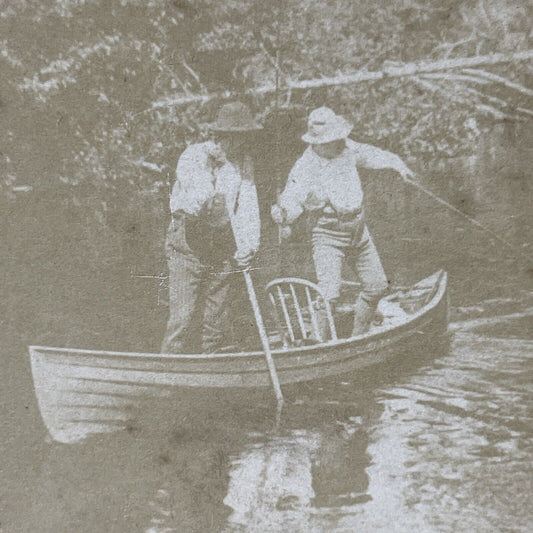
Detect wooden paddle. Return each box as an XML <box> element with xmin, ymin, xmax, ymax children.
<box><xmin>242</xmin><ymin>268</ymin><xmax>284</xmax><ymax>407</ymax></box>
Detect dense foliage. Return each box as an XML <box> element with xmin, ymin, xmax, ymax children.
<box><xmin>0</xmin><ymin>1</ymin><xmax>531</xmax><ymax>265</ymax></box>
<box><xmin>2</xmin><ymin>0</ymin><xmax>532</xmax><ymax>194</ymax></box>
<box><xmin>0</xmin><ymin>0</ymin><xmax>531</xmax><ymax>347</ymax></box>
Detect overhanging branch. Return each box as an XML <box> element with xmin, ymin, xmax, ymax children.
<box><xmin>461</xmin><ymin>68</ymin><xmax>533</xmax><ymax>97</ymax></box>
<box><xmin>150</xmin><ymin>49</ymin><xmax>533</xmax><ymax>111</ymax></box>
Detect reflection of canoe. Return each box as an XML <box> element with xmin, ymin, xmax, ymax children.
<box><xmin>28</xmin><ymin>270</ymin><xmax>447</xmax><ymax>443</ymax></box>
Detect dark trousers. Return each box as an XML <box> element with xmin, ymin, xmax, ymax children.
<box><xmin>161</xmin><ymin>217</ymin><xmax>235</xmax><ymax>354</ymax></box>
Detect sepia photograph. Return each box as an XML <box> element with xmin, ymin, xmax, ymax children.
<box><xmin>1</xmin><ymin>1</ymin><xmax>532</xmax><ymax>531</ymax></box>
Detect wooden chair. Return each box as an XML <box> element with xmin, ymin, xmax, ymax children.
<box><xmin>265</xmin><ymin>278</ymin><xmax>338</xmax><ymax>348</ymax></box>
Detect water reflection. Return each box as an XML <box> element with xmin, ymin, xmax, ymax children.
<box><xmin>140</xmin><ymin>338</ymin><xmax>450</xmax><ymax>532</ymax></box>
<box><xmin>2</xmin><ymin>120</ymin><xmax>533</xmax><ymax>531</ymax></box>
<box><xmin>327</xmin><ymin>310</ymin><xmax>533</xmax><ymax>533</ymax></box>
<box><xmin>223</xmin><ymin>431</ymin><xmax>321</xmax><ymax>532</ymax></box>
<box><xmin>133</xmin><ymin>373</ymin><xmax>383</xmax><ymax>532</ymax></box>
<box><xmin>221</xmin><ymin>421</ymin><xmax>372</xmax><ymax>531</ymax></box>
<box><xmin>3</xmin><ymin>298</ymin><xmax>532</xmax><ymax>531</ymax></box>
<box><xmin>191</xmin><ymin>303</ymin><xmax>529</xmax><ymax>532</ymax></box>
<box><xmin>140</xmin><ymin>300</ymin><xmax>532</xmax><ymax>533</ymax></box>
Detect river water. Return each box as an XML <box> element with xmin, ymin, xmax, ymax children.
<box><xmin>1</xmin><ymin>141</ymin><xmax>532</xmax><ymax>531</ymax></box>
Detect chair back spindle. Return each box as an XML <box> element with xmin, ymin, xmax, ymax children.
<box><xmin>265</xmin><ymin>278</ymin><xmax>337</xmax><ymax>347</ymax></box>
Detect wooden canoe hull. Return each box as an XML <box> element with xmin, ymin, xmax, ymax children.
<box><xmin>28</xmin><ymin>271</ymin><xmax>447</xmax><ymax>443</ymax></box>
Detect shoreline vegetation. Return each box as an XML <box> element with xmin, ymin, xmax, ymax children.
<box><xmin>0</xmin><ymin>0</ymin><xmax>531</xmax><ymax>350</ymax></box>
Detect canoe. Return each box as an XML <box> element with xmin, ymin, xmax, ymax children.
<box><xmin>28</xmin><ymin>270</ymin><xmax>448</xmax><ymax>443</ymax></box>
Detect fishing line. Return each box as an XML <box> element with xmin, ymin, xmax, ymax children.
<box><xmin>404</xmin><ymin>176</ymin><xmax>533</xmax><ymax>265</ymax></box>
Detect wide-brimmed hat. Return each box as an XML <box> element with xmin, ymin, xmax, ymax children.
<box><xmin>211</xmin><ymin>102</ymin><xmax>263</xmax><ymax>132</ymax></box>
<box><xmin>301</xmin><ymin>107</ymin><xmax>353</xmax><ymax>144</ymax></box>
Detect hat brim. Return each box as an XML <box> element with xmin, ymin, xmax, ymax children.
<box><xmin>301</xmin><ymin>121</ymin><xmax>353</xmax><ymax>144</ymax></box>
<box><xmin>302</xmin><ymin>117</ymin><xmax>353</xmax><ymax>144</ymax></box>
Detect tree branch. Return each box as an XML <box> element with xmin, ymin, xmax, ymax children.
<box><xmin>150</xmin><ymin>49</ymin><xmax>533</xmax><ymax>110</ymax></box>
<box><xmin>516</xmin><ymin>106</ymin><xmax>533</xmax><ymax>117</ymax></box>
<box><xmin>466</xmin><ymin>87</ymin><xmax>509</xmax><ymax>108</ymax></box>
<box><xmin>475</xmin><ymin>103</ymin><xmax>520</xmax><ymax>121</ymax></box>
<box><xmin>181</xmin><ymin>60</ymin><xmax>204</xmax><ymax>89</ymax></box>
<box><xmin>420</xmin><ymin>72</ymin><xmax>491</xmax><ymax>84</ymax></box>
<box><xmin>462</xmin><ymin>68</ymin><xmax>533</xmax><ymax>97</ymax></box>
<box><xmin>431</xmin><ymin>36</ymin><xmax>477</xmax><ymax>59</ymax></box>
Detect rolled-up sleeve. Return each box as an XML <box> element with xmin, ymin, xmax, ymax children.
<box><xmin>232</xmin><ymin>179</ymin><xmax>260</xmax><ymax>257</ymax></box>
<box><xmin>350</xmin><ymin>139</ymin><xmax>403</xmax><ymax>171</ymax></box>
<box><xmin>169</xmin><ymin>143</ymin><xmax>215</xmax><ymax>217</ymax></box>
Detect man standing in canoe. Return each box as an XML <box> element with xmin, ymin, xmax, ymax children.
<box><xmin>162</xmin><ymin>102</ymin><xmax>262</xmax><ymax>354</ymax></box>
<box><xmin>271</xmin><ymin>106</ymin><xmax>413</xmax><ymax>337</ymax></box>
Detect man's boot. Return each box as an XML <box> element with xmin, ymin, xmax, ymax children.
<box><xmin>351</xmin><ymin>297</ymin><xmax>374</xmax><ymax>337</ymax></box>
<box><xmin>310</xmin><ymin>304</ymin><xmax>329</xmax><ymax>343</ymax></box>
<box><xmin>310</xmin><ymin>299</ymin><xmax>336</xmax><ymax>343</ymax></box>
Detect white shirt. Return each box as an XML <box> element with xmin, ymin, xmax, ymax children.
<box><xmin>169</xmin><ymin>141</ymin><xmax>260</xmax><ymax>257</ymax></box>
<box><xmin>279</xmin><ymin>139</ymin><xmax>388</xmax><ymax>224</ymax></box>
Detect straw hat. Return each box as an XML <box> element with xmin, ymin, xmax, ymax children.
<box><xmin>211</xmin><ymin>102</ymin><xmax>263</xmax><ymax>132</ymax></box>
<box><xmin>301</xmin><ymin>107</ymin><xmax>353</xmax><ymax>144</ymax></box>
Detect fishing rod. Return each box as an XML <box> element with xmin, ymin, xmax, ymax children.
<box><xmin>403</xmin><ymin>175</ymin><xmax>533</xmax><ymax>265</ymax></box>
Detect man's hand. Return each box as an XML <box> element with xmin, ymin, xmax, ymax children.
<box><xmin>278</xmin><ymin>225</ymin><xmax>292</xmax><ymax>241</ymax></box>
<box><xmin>395</xmin><ymin>158</ymin><xmax>414</xmax><ymax>181</ymax></box>
<box><xmin>207</xmin><ymin>192</ymin><xmax>230</xmax><ymax>227</ymax></box>
<box><xmin>234</xmin><ymin>249</ymin><xmax>255</xmax><ymax>269</ymax></box>
<box><xmin>303</xmin><ymin>191</ymin><xmax>325</xmax><ymax>211</ymax></box>
<box><xmin>271</xmin><ymin>204</ymin><xmax>286</xmax><ymax>225</ymax></box>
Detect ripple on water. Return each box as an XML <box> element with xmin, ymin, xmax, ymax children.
<box><xmin>343</xmin><ymin>320</ymin><xmax>533</xmax><ymax>533</ymax></box>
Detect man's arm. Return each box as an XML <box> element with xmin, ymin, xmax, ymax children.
<box><xmin>352</xmin><ymin>141</ymin><xmax>414</xmax><ymax>180</ymax></box>
<box><xmin>169</xmin><ymin>144</ymin><xmax>215</xmax><ymax>217</ymax></box>
<box><xmin>272</xmin><ymin>157</ymin><xmax>309</xmax><ymax>226</ymax></box>
<box><xmin>232</xmin><ymin>178</ymin><xmax>261</xmax><ymax>268</ymax></box>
